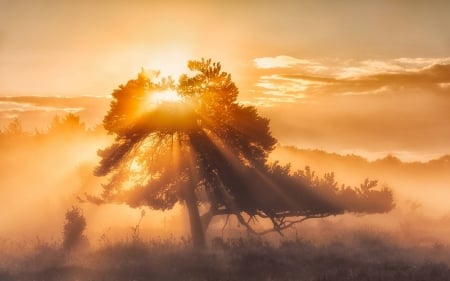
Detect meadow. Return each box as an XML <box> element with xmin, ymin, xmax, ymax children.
<box><xmin>1</xmin><ymin>231</ymin><xmax>449</xmax><ymax>281</ymax></box>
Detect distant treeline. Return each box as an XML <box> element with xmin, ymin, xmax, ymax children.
<box><xmin>275</xmin><ymin>145</ymin><xmax>450</xmax><ymax>171</ymax></box>
<box><xmin>272</xmin><ymin>145</ymin><xmax>450</xmax><ymax>214</ymax></box>
<box><xmin>0</xmin><ymin>113</ymin><xmax>105</xmax><ymax>138</ymax></box>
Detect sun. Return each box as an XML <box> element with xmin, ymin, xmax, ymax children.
<box><xmin>147</xmin><ymin>90</ymin><xmax>184</xmax><ymax>105</ymax></box>
<box><xmin>138</xmin><ymin>89</ymin><xmax>188</xmax><ymax>115</ymax></box>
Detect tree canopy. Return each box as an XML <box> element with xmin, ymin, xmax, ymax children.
<box><xmin>93</xmin><ymin>59</ymin><xmax>394</xmax><ymax>248</ymax></box>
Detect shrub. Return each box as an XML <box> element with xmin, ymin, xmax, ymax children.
<box><xmin>62</xmin><ymin>206</ymin><xmax>87</xmax><ymax>252</ymax></box>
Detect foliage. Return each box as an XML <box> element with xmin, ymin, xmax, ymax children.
<box><xmin>48</xmin><ymin>113</ymin><xmax>86</xmax><ymax>135</ymax></box>
<box><xmin>0</xmin><ymin>112</ymin><xmax>98</xmax><ymax>140</ymax></box>
<box><xmin>62</xmin><ymin>206</ymin><xmax>87</xmax><ymax>252</ymax></box>
<box><xmin>3</xmin><ymin>118</ymin><xmax>24</xmax><ymax>136</ymax></box>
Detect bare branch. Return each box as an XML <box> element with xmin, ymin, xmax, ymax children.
<box><xmin>246</xmin><ymin>213</ymin><xmax>332</xmax><ymax>236</ymax></box>
<box><xmin>221</xmin><ymin>214</ymin><xmax>230</xmax><ymax>238</ymax></box>
<box><xmin>234</xmin><ymin>212</ymin><xmax>258</xmax><ymax>235</ymax></box>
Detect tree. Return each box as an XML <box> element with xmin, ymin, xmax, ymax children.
<box><xmin>4</xmin><ymin>118</ymin><xmax>24</xmax><ymax>136</ymax></box>
<box><xmin>48</xmin><ymin>113</ymin><xmax>86</xmax><ymax>135</ymax></box>
<box><xmin>62</xmin><ymin>206</ymin><xmax>87</xmax><ymax>252</ymax></box>
<box><xmin>93</xmin><ymin>59</ymin><xmax>394</xmax><ymax>248</ymax></box>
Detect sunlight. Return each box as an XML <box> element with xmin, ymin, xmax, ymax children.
<box><xmin>147</xmin><ymin>90</ymin><xmax>184</xmax><ymax>105</ymax></box>
<box><xmin>129</xmin><ymin>159</ymin><xmax>143</xmax><ymax>173</ymax></box>
<box><xmin>132</xmin><ymin>46</ymin><xmax>192</xmax><ymax>79</ymax></box>
<box><xmin>140</xmin><ymin>89</ymin><xmax>185</xmax><ymax>114</ymax></box>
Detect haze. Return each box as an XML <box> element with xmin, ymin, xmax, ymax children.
<box><xmin>0</xmin><ymin>1</ymin><xmax>450</xmax><ymax>278</ymax></box>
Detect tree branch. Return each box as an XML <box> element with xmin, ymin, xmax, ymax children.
<box><xmin>226</xmin><ymin>211</ymin><xmax>331</xmax><ymax>236</ymax></box>
<box><xmin>221</xmin><ymin>214</ymin><xmax>230</xmax><ymax>238</ymax></box>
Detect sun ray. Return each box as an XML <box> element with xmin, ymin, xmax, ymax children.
<box><xmin>200</xmin><ymin>128</ymin><xmax>299</xmax><ymax>212</ymax></box>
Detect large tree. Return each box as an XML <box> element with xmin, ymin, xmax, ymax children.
<box><xmin>93</xmin><ymin>59</ymin><xmax>394</xmax><ymax>248</ymax></box>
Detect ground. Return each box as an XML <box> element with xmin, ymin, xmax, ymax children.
<box><xmin>1</xmin><ymin>233</ymin><xmax>449</xmax><ymax>281</ymax></box>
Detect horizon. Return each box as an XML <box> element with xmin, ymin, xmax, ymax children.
<box><xmin>0</xmin><ymin>91</ymin><xmax>448</xmax><ymax>163</ymax></box>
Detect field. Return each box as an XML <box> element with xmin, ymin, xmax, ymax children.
<box><xmin>1</xmin><ymin>231</ymin><xmax>449</xmax><ymax>281</ymax></box>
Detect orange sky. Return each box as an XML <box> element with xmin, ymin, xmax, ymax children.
<box><xmin>1</xmin><ymin>0</ymin><xmax>450</xmax><ymax>160</ymax></box>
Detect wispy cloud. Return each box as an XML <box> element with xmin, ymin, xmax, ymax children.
<box><xmin>0</xmin><ymin>101</ymin><xmax>83</xmax><ymax>113</ymax></box>
<box><xmin>253</xmin><ymin>56</ymin><xmax>450</xmax><ymax>76</ymax></box>
<box><xmin>253</xmin><ymin>55</ymin><xmax>316</xmax><ymax>69</ymax></box>
<box><xmin>250</xmin><ymin>56</ymin><xmax>450</xmax><ymax>158</ymax></box>
<box><xmin>253</xmin><ymin>74</ymin><xmax>327</xmax><ymax>105</ymax></box>
<box><xmin>0</xmin><ymin>96</ymin><xmax>110</xmax><ymax>130</ymax></box>
<box><xmin>249</xmin><ymin>56</ymin><xmax>450</xmax><ymax>106</ymax></box>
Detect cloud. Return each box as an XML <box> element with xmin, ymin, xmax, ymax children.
<box><xmin>439</xmin><ymin>82</ymin><xmax>450</xmax><ymax>89</ymax></box>
<box><xmin>0</xmin><ymin>101</ymin><xmax>83</xmax><ymax>113</ymax></box>
<box><xmin>394</xmin><ymin>57</ymin><xmax>450</xmax><ymax>68</ymax></box>
<box><xmin>252</xmin><ymin>74</ymin><xmax>329</xmax><ymax>105</ymax></box>
<box><xmin>254</xmin><ymin>55</ymin><xmax>450</xmax><ymax>76</ymax></box>
<box><xmin>330</xmin><ymin>63</ymin><xmax>450</xmax><ymax>96</ymax></box>
<box><xmin>248</xmin><ymin>56</ymin><xmax>450</xmax><ymax>158</ymax></box>
<box><xmin>248</xmin><ymin>56</ymin><xmax>450</xmax><ymax>106</ymax></box>
<box><xmin>253</xmin><ymin>56</ymin><xmax>315</xmax><ymax>69</ymax></box>
<box><xmin>0</xmin><ymin>96</ymin><xmax>110</xmax><ymax>130</ymax></box>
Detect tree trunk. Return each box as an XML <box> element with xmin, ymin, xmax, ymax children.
<box><xmin>183</xmin><ymin>186</ymin><xmax>206</xmax><ymax>249</ymax></box>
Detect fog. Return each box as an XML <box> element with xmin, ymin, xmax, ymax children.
<box><xmin>267</xmin><ymin>146</ymin><xmax>450</xmax><ymax>247</ymax></box>
<box><xmin>0</xmin><ymin>117</ymin><xmax>188</xmax><ymax>243</ymax></box>
<box><xmin>0</xmin><ymin>114</ymin><xmax>449</xmax><ymax>280</ymax></box>
<box><xmin>1</xmin><ymin>115</ymin><xmax>448</xmax><ymax>249</ymax></box>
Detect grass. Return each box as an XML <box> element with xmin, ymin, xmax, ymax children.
<box><xmin>0</xmin><ymin>233</ymin><xmax>449</xmax><ymax>281</ymax></box>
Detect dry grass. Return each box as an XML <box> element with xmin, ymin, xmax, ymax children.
<box><xmin>1</xmin><ymin>232</ymin><xmax>449</xmax><ymax>281</ymax></box>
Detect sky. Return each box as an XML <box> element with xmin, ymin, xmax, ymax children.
<box><xmin>1</xmin><ymin>0</ymin><xmax>450</xmax><ymax>160</ymax></box>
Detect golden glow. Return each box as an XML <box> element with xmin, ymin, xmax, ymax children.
<box><xmin>254</xmin><ymin>56</ymin><xmax>312</xmax><ymax>69</ymax></box>
<box><xmin>147</xmin><ymin>90</ymin><xmax>183</xmax><ymax>105</ymax></box>
<box><xmin>0</xmin><ymin>1</ymin><xmax>449</xmax><ymax>259</ymax></box>
<box><xmin>147</xmin><ymin>48</ymin><xmax>192</xmax><ymax>79</ymax></box>
<box><xmin>129</xmin><ymin>159</ymin><xmax>143</xmax><ymax>173</ymax></box>
<box><xmin>139</xmin><ymin>89</ymin><xmax>185</xmax><ymax>114</ymax></box>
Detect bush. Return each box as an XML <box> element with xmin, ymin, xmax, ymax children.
<box><xmin>62</xmin><ymin>206</ymin><xmax>87</xmax><ymax>252</ymax></box>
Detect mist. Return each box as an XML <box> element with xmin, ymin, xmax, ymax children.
<box><xmin>0</xmin><ymin>113</ymin><xmax>449</xmax><ymax>280</ymax></box>
<box><xmin>1</xmin><ymin>113</ymin><xmax>448</xmax><ymax>244</ymax></box>
<box><xmin>0</xmin><ymin>116</ymin><xmax>189</xmax><ymax>243</ymax></box>
<box><xmin>269</xmin><ymin>146</ymin><xmax>450</xmax><ymax>247</ymax></box>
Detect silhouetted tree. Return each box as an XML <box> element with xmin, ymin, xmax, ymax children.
<box><xmin>4</xmin><ymin>118</ymin><xmax>23</xmax><ymax>136</ymax></box>
<box><xmin>93</xmin><ymin>59</ymin><xmax>394</xmax><ymax>248</ymax></box>
<box><xmin>62</xmin><ymin>206</ymin><xmax>87</xmax><ymax>252</ymax></box>
<box><xmin>48</xmin><ymin>113</ymin><xmax>86</xmax><ymax>135</ymax></box>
